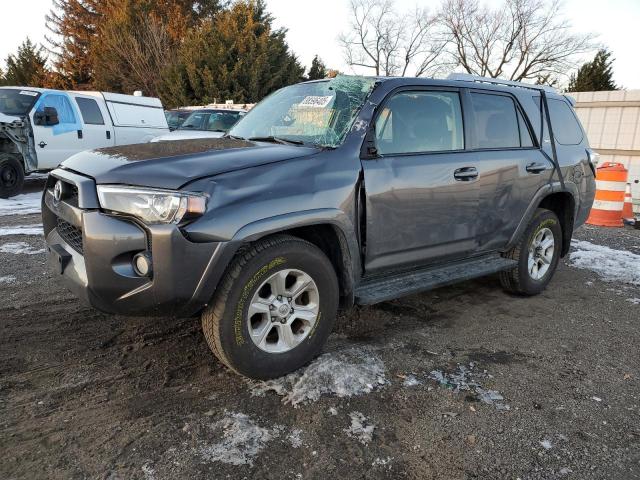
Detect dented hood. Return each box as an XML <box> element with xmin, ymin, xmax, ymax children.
<box><xmin>61</xmin><ymin>137</ymin><xmax>320</xmax><ymax>189</ymax></box>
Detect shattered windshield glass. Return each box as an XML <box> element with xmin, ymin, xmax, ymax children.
<box><xmin>229</xmin><ymin>76</ymin><xmax>376</xmax><ymax>148</ymax></box>
<box><xmin>0</xmin><ymin>89</ymin><xmax>40</xmax><ymax>116</ymax></box>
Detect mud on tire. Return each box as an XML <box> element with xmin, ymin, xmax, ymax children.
<box><xmin>500</xmin><ymin>208</ymin><xmax>562</xmax><ymax>296</ymax></box>
<box><xmin>201</xmin><ymin>234</ymin><xmax>339</xmax><ymax>380</ymax></box>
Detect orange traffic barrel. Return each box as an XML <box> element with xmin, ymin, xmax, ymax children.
<box><xmin>622</xmin><ymin>182</ymin><xmax>634</xmax><ymax>218</ymax></box>
<box><xmin>586</xmin><ymin>162</ymin><xmax>628</xmax><ymax>227</ymax></box>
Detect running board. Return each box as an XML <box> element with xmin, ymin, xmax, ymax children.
<box><xmin>354</xmin><ymin>254</ymin><xmax>517</xmax><ymax>305</ymax></box>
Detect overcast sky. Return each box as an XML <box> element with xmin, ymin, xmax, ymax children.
<box><xmin>2</xmin><ymin>0</ymin><xmax>639</xmax><ymax>88</ymax></box>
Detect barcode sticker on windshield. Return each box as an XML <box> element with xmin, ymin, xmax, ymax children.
<box><xmin>19</xmin><ymin>90</ymin><xmax>38</xmax><ymax>96</ymax></box>
<box><xmin>299</xmin><ymin>96</ymin><xmax>333</xmax><ymax>108</ymax></box>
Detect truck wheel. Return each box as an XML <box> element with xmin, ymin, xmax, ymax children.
<box><xmin>500</xmin><ymin>208</ymin><xmax>562</xmax><ymax>296</ymax></box>
<box><xmin>201</xmin><ymin>234</ymin><xmax>339</xmax><ymax>379</ymax></box>
<box><xmin>0</xmin><ymin>155</ymin><xmax>25</xmax><ymax>199</ymax></box>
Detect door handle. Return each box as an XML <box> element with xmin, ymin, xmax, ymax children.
<box><xmin>38</xmin><ymin>141</ymin><xmax>47</xmax><ymax>148</ymax></box>
<box><xmin>526</xmin><ymin>162</ymin><xmax>548</xmax><ymax>174</ymax></box>
<box><xmin>454</xmin><ymin>167</ymin><xmax>478</xmax><ymax>181</ymax></box>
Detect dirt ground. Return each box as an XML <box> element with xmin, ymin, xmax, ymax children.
<box><xmin>1</xmin><ymin>178</ymin><xmax>639</xmax><ymax>480</ymax></box>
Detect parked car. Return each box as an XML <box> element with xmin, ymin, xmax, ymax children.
<box><xmin>151</xmin><ymin>108</ymin><xmax>246</xmax><ymax>142</ymax></box>
<box><xmin>42</xmin><ymin>74</ymin><xmax>596</xmax><ymax>379</ymax></box>
<box><xmin>164</xmin><ymin>109</ymin><xmax>193</xmax><ymax>131</ymax></box>
<box><xmin>0</xmin><ymin>87</ymin><xmax>169</xmax><ymax>198</ymax></box>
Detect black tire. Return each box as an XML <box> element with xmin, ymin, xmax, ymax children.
<box><xmin>0</xmin><ymin>154</ymin><xmax>25</xmax><ymax>199</ymax></box>
<box><xmin>500</xmin><ymin>208</ymin><xmax>562</xmax><ymax>296</ymax></box>
<box><xmin>201</xmin><ymin>234</ymin><xmax>339</xmax><ymax>379</ymax></box>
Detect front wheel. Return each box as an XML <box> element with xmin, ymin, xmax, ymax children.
<box><xmin>500</xmin><ymin>208</ymin><xmax>562</xmax><ymax>295</ymax></box>
<box><xmin>201</xmin><ymin>235</ymin><xmax>339</xmax><ymax>379</ymax></box>
<box><xmin>0</xmin><ymin>154</ymin><xmax>25</xmax><ymax>199</ymax></box>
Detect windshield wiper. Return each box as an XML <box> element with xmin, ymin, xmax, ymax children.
<box><xmin>247</xmin><ymin>136</ymin><xmax>305</xmax><ymax>146</ymax></box>
<box><xmin>224</xmin><ymin>134</ymin><xmax>246</xmax><ymax>140</ymax></box>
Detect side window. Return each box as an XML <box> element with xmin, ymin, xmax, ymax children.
<box><xmin>516</xmin><ymin>109</ymin><xmax>534</xmax><ymax>147</ymax></box>
<box><xmin>375</xmin><ymin>91</ymin><xmax>464</xmax><ymax>155</ymax></box>
<box><xmin>37</xmin><ymin>94</ymin><xmax>76</xmax><ymax>125</ymax></box>
<box><xmin>75</xmin><ymin>97</ymin><xmax>104</xmax><ymax>125</ymax></box>
<box><xmin>470</xmin><ymin>92</ymin><xmax>521</xmax><ymax>149</ymax></box>
<box><xmin>548</xmin><ymin>98</ymin><xmax>583</xmax><ymax>145</ymax></box>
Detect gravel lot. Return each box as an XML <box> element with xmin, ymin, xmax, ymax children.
<box><xmin>1</xmin><ymin>178</ymin><xmax>639</xmax><ymax>480</ymax></box>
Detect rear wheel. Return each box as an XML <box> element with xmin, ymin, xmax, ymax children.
<box><xmin>0</xmin><ymin>154</ymin><xmax>25</xmax><ymax>199</ymax></box>
<box><xmin>201</xmin><ymin>235</ymin><xmax>339</xmax><ymax>379</ymax></box>
<box><xmin>500</xmin><ymin>208</ymin><xmax>562</xmax><ymax>295</ymax></box>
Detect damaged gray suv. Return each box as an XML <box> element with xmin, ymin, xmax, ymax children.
<box><xmin>43</xmin><ymin>74</ymin><xmax>596</xmax><ymax>379</ymax></box>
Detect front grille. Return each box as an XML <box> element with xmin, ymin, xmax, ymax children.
<box><xmin>56</xmin><ymin>218</ymin><xmax>83</xmax><ymax>254</ymax></box>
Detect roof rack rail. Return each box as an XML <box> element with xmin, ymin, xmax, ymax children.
<box><xmin>446</xmin><ymin>73</ymin><xmax>557</xmax><ymax>94</ymax></box>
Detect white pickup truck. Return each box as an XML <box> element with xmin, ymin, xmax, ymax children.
<box><xmin>0</xmin><ymin>87</ymin><xmax>169</xmax><ymax>198</ymax></box>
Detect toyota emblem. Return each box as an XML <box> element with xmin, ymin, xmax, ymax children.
<box><xmin>53</xmin><ymin>180</ymin><xmax>63</xmax><ymax>203</ymax></box>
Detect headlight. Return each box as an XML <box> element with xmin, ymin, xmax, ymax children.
<box><xmin>96</xmin><ymin>185</ymin><xmax>207</xmax><ymax>224</ymax></box>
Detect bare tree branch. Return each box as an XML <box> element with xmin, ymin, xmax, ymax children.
<box><xmin>440</xmin><ymin>0</ymin><xmax>596</xmax><ymax>82</ymax></box>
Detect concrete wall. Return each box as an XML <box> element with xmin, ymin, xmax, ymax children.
<box><xmin>572</xmin><ymin>90</ymin><xmax>640</xmax><ymax>213</ymax></box>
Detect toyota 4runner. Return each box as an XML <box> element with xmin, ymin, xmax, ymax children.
<box><xmin>42</xmin><ymin>74</ymin><xmax>596</xmax><ymax>379</ymax></box>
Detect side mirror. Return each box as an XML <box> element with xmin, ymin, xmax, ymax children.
<box><xmin>34</xmin><ymin>106</ymin><xmax>60</xmax><ymax>126</ymax></box>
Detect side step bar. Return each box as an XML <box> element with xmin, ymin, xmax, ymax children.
<box><xmin>354</xmin><ymin>254</ymin><xmax>517</xmax><ymax>305</ymax></box>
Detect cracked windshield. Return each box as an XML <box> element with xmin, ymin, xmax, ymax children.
<box><xmin>229</xmin><ymin>76</ymin><xmax>375</xmax><ymax>148</ymax></box>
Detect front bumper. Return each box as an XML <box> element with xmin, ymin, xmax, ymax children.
<box><xmin>42</xmin><ymin>169</ymin><xmax>233</xmax><ymax>317</ymax></box>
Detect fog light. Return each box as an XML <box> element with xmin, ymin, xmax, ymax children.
<box><xmin>133</xmin><ymin>252</ymin><xmax>152</xmax><ymax>277</ymax></box>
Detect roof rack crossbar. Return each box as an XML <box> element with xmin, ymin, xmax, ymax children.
<box><xmin>447</xmin><ymin>73</ymin><xmax>557</xmax><ymax>94</ymax></box>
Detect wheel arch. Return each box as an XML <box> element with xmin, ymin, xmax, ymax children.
<box><xmin>232</xmin><ymin>210</ymin><xmax>360</xmax><ymax>308</ymax></box>
<box><xmin>506</xmin><ymin>184</ymin><xmax>578</xmax><ymax>258</ymax></box>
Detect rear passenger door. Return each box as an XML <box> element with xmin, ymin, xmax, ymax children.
<box><xmin>361</xmin><ymin>88</ymin><xmax>480</xmax><ymax>273</ymax></box>
<box><xmin>71</xmin><ymin>94</ymin><xmax>115</xmax><ymax>150</ymax></box>
<box><xmin>468</xmin><ymin>90</ymin><xmax>550</xmax><ymax>252</ymax></box>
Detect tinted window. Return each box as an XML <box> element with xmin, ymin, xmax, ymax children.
<box><xmin>375</xmin><ymin>91</ymin><xmax>464</xmax><ymax>154</ymax></box>
<box><xmin>548</xmin><ymin>98</ymin><xmax>583</xmax><ymax>145</ymax></box>
<box><xmin>37</xmin><ymin>94</ymin><xmax>76</xmax><ymax>125</ymax></box>
<box><xmin>75</xmin><ymin>97</ymin><xmax>104</xmax><ymax>125</ymax></box>
<box><xmin>471</xmin><ymin>93</ymin><xmax>521</xmax><ymax>149</ymax></box>
<box><xmin>517</xmin><ymin>109</ymin><xmax>534</xmax><ymax>147</ymax></box>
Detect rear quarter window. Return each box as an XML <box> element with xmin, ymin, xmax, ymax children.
<box><xmin>548</xmin><ymin>98</ymin><xmax>583</xmax><ymax>145</ymax></box>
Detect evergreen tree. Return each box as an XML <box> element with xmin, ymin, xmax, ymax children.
<box><xmin>0</xmin><ymin>67</ymin><xmax>5</xmax><ymax>86</ymax></box>
<box><xmin>161</xmin><ymin>0</ymin><xmax>304</xmax><ymax>107</ymax></box>
<box><xmin>46</xmin><ymin>0</ymin><xmax>223</xmax><ymax>90</ymax></box>
<box><xmin>307</xmin><ymin>55</ymin><xmax>327</xmax><ymax>80</ymax></box>
<box><xmin>3</xmin><ymin>39</ymin><xmax>51</xmax><ymax>87</ymax></box>
<box><xmin>568</xmin><ymin>49</ymin><xmax>617</xmax><ymax>92</ymax></box>
<box><xmin>46</xmin><ymin>0</ymin><xmax>103</xmax><ymax>88</ymax></box>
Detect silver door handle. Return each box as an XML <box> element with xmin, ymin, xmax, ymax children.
<box><xmin>38</xmin><ymin>141</ymin><xmax>47</xmax><ymax>148</ymax></box>
<box><xmin>454</xmin><ymin>167</ymin><xmax>478</xmax><ymax>181</ymax></box>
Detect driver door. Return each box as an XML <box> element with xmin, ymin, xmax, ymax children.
<box><xmin>361</xmin><ymin>88</ymin><xmax>480</xmax><ymax>273</ymax></box>
<box><xmin>30</xmin><ymin>93</ymin><xmax>82</xmax><ymax>170</ymax></box>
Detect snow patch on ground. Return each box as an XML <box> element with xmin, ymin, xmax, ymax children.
<box><xmin>0</xmin><ymin>275</ymin><xmax>17</xmax><ymax>284</ymax></box>
<box><xmin>0</xmin><ymin>224</ymin><xmax>43</xmax><ymax>236</ymax></box>
<box><xmin>402</xmin><ymin>374</ymin><xmax>422</xmax><ymax>387</ymax></box>
<box><xmin>429</xmin><ymin>363</ymin><xmax>509</xmax><ymax>410</ymax></box>
<box><xmin>570</xmin><ymin>240</ymin><xmax>640</xmax><ymax>286</ymax></box>
<box><xmin>287</xmin><ymin>428</ymin><xmax>303</xmax><ymax>448</ymax></box>
<box><xmin>0</xmin><ymin>192</ymin><xmax>42</xmax><ymax>216</ymax></box>
<box><xmin>345</xmin><ymin>411</ymin><xmax>375</xmax><ymax>444</ymax></box>
<box><xmin>250</xmin><ymin>348</ymin><xmax>387</xmax><ymax>406</ymax></box>
<box><xmin>540</xmin><ymin>439</ymin><xmax>553</xmax><ymax>450</ymax></box>
<box><xmin>196</xmin><ymin>412</ymin><xmax>280</xmax><ymax>466</ymax></box>
<box><xmin>0</xmin><ymin>242</ymin><xmax>45</xmax><ymax>255</ymax></box>
<box><xmin>372</xmin><ymin>456</ymin><xmax>392</xmax><ymax>468</ymax></box>
<box><xmin>627</xmin><ymin>298</ymin><xmax>640</xmax><ymax>305</ymax></box>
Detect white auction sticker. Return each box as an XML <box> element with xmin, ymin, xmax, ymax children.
<box><xmin>298</xmin><ymin>95</ymin><xmax>333</xmax><ymax>108</ymax></box>
<box><xmin>19</xmin><ymin>90</ymin><xmax>38</xmax><ymax>96</ymax></box>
